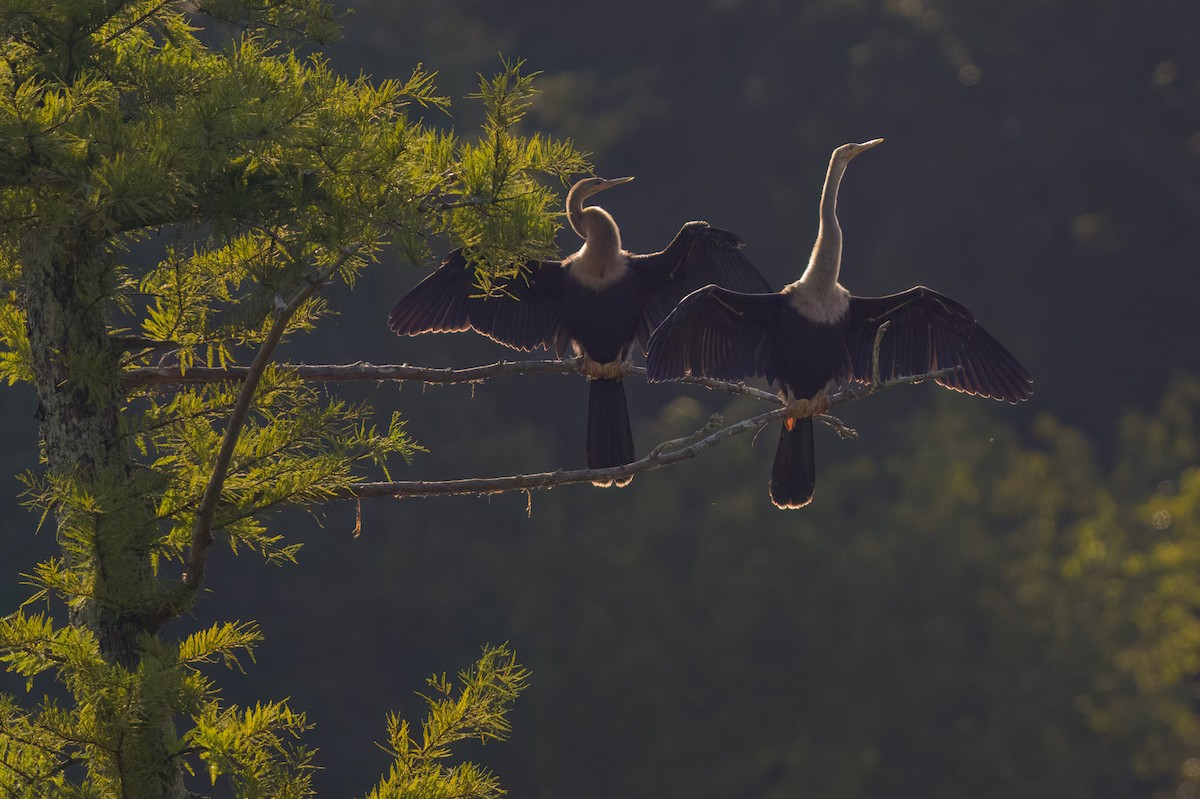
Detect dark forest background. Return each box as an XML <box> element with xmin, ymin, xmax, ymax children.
<box><xmin>4</xmin><ymin>0</ymin><xmax>1200</xmax><ymax>796</ymax></box>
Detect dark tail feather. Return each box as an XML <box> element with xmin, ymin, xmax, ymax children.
<box><xmin>770</xmin><ymin>418</ymin><xmax>815</xmax><ymax>508</ymax></box>
<box><xmin>587</xmin><ymin>378</ymin><xmax>635</xmax><ymax>486</ymax></box>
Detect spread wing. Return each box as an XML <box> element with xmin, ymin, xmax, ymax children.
<box><xmin>844</xmin><ymin>286</ymin><xmax>1033</xmax><ymax>402</ymax></box>
<box><xmin>646</xmin><ymin>285</ymin><xmax>783</xmax><ymax>383</ymax></box>
<box><xmin>629</xmin><ymin>221</ymin><xmax>774</xmax><ymax>348</ymax></box>
<box><xmin>388</xmin><ymin>248</ymin><xmax>566</xmax><ymax>352</ymax></box>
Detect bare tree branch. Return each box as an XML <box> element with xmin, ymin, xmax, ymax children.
<box><xmin>124</xmin><ymin>359</ymin><xmax>784</xmax><ymax>404</ymax></box>
<box><xmin>131</xmin><ymin>335</ymin><xmax>957</xmax><ymax>506</ymax></box>
<box><xmin>176</xmin><ymin>245</ymin><xmax>362</xmax><ymax>600</ymax></box>
<box><xmin>339</xmin><ymin>366</ymin><xmax>959</xmax><ymax>501</ymax></box>
<box><xmin>127</xmin><ymin>359</ymin><xmax>578</xmax><ymax>386</ymax></box>
<box><xmin>343</xmin><ymin>406</ymin><xmax>786</xmax><ymax>500</ymax></box>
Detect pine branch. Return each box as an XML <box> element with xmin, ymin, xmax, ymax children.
<box><xmin>175</xmin><ymin>245</ymin><xmax>362</xmax><ymax>602</ymax></box>
<box><xmin>339</xmin><ymin>366</ymin><xmax>960</xmax><ymax>501</ymax></box>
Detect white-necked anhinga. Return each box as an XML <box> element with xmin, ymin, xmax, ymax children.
<box><xmin>646</xmin><ymin>139</ymin><xmax>1033</xmax><ymax>508</ymax></box>
<box><xmin>388</xmin><ymin>176</ymin><xmax>773</xmax><ymax>481</ymax></box>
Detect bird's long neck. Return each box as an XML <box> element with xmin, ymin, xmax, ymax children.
<box><xmin>574</xmin><ymin>208</ymin><xmax>622</xmax><ymax>255</ymax></box>
<box><xmin>567</xmin><ymin>182</ymin><xmax>591</xmax><ymax>239</ymax></box>
<box><xmin>797</xmin><ymin>157</ymin><xmax>848</xmax><ymax>293</ymax></box>
<box><xmin>567</xmin><ymin>188</ymin><xmax>624</xmax><ymax>281</ymax></box>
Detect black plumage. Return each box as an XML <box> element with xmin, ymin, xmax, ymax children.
<box><xmin>646</xmin><ymin>140</ymin><xmax>1032</xmax><ymax>508</ymax></box>
<box><xmin>389</xmin><ymin>176</ymin><xmax>773</xmax><ymax>478</ymax></box>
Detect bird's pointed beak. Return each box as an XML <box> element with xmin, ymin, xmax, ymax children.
<box><xmin>859</xmin><ymin>138</ymin><xmax>884</xmax><ymax>150</ymax></box>
<box><xmin>597</xmin><ymin>176</ymin><xmax>635</xmax><ymax>192</ymax></box>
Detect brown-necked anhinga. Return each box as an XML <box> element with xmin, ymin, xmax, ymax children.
<box><xmin>646</xmin><ymin>139</ymin><xmax>1032</xmax><ymax>507</ymax></box>
<box><xmin>388</xmin><ymin>176</ymin><xmax>773</xmax><ymax>481</ymax></box>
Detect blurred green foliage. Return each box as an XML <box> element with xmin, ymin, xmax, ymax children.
<box><xmin>296</xmin><ymin>380</ymin><xmax>1200</xmax><ymax>799</ymax></box>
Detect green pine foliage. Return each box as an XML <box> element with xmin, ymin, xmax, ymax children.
<box><xmin>366</xmin><ymin>645</ymin><xmax>528</xmax><ymax>799</ymax></box>
<box><xmin>0</xmin><ymin>0</ymin><xmax>580</xmax><ymax>795</ymax></box>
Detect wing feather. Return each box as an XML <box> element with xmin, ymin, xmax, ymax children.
<box><xmin>646</xmin><ymin>285</ymin><xmax>782</xmax><ymax>383</ymax></box>
<box><xmin>629</xmin><ymin>221</ymin><xmax>774</xmax><ymax>348</ymax></box>
<box><xmin>388</xmin><ymin>249</ymin><xmax>566</xmax><ymax>352</ymax></box>
<box><xmin>844</xmin><ymin>286</ymin><xmax>1032</xmax><ymax>402</ymax></box>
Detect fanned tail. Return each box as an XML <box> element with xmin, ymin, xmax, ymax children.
<box><xmin>587</xmin><ymin>378</ymin><xmax>635</xmax><ymax>487</ymax></box>
<box><xmin>770</xmin><ymin>418</ymin><xmax>815</xmax><ymax>509</ymax></box>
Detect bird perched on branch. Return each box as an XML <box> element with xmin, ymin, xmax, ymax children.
<box><xmin>646</xmin><ymin>139</ymin><xmax>1032</xmax><ymax>508</ymax></box>
<box><xmin>388</xmin><ymin>175</ymin><xmax>773</xmax><ymax>482</ymax></box>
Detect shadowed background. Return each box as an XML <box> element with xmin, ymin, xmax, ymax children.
<box><xmin>4</xmin><ymin>1</ymin><xmax>1200</xmax><ymax>797</ymax></box>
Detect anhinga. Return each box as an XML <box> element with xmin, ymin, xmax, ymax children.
<box><xmin>388</xmin><ymin>175</ymin><xmax>773</xmax><ymax>480</ymax></box>
<box><xmin>646</xmin><ymin>139</ymin><xmax>1033</xmax><ymax>508</ymax></box>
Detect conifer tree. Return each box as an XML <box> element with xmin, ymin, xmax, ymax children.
<box><xmin>0</xmin><ymin>1</ymin><xmax>582</xmax><ymax>795</ymax></box>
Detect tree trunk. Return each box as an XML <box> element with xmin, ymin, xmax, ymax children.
<box><xmin>20</xmin><ymin>230</ymin><xmax>186</xmax><ymax>799</ymax></box>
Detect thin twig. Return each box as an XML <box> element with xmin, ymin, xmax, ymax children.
<box><xmin>177</xmin><ymin>245</ymin><xmax>361</xmax><ymax>598</ymax></box>
<box><xmin>646</xmin><ymin>413</ymin><xmax>724</xmax><ymax>457</ymax></box>
<box><xmin>817</xmin><ymin>413</ymin><xmax>859</xmax><ymax>440</ymax></box>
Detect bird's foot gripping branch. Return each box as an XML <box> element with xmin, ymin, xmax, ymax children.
<box><xmin>580</xmin><ymin>356</ymin><xmax>628</xmax><ymax>381</ymax></box>
<box><xmin>783</xmin><ymin>393</ymin><xmax>832</xmax><ymax>429</ymax></box>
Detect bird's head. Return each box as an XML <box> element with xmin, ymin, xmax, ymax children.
<box><xmin>571</xmin><ymin>175</ymin><xmax>635</xmax><ymax>202</ymax></box>
<box><xmin>831</xmin><ymin>138</ymin><xmax>884</xmax><ymax>163</ymax></box>
<box><xmin>566</xmin><ymin>175</ymin><xmax>635</xmax><ymax>239</ymax></box>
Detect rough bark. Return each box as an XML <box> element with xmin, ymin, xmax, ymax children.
<box><xmin>20</xmin><ymin>230</ymin><xmax>185</xmax><ymax>799</ymax></box>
